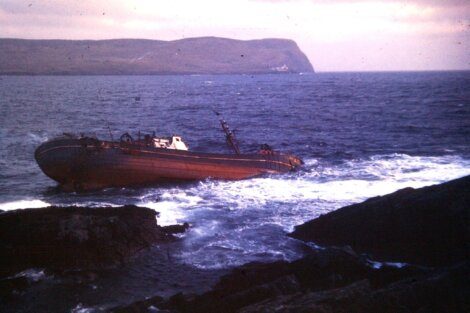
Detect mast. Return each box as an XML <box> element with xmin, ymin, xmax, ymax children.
<box><xmin>106</xmin><ymin>122</ymin><xmax>114</xmax><ymax>142</ymax></box>
<box><xmin>214</xmin><ymin>111</ymin><xmax>241</xmax><ymax>155</ymax></box>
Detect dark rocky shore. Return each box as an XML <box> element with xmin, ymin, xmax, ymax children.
<box><xmin>133</xmin><ymin>248</ymin><xmax>466</xmax><ymax>313</ymax></box>
<box><xmin>290</xmin><ymin>174</ymin><xmax>469</xmax><ymax>267</ymax></box>
<box><xmin>1</xmin><ymin>176</ymin><xmax>469</xmax><ymax>312</ymax></box>
<box><xmin>114</xmin><ymin>175</ymin><xmax>470</xmax><ymax>312</ymax></box>
<box><xmin>0</xmin><ymin>204</ymin><xmax>190</xmax><ymax>307</ymax></box>
<box><xmin>0</xmin><ymin>205</ymin><xmax>187</xmax><ymax>278</ymax></box>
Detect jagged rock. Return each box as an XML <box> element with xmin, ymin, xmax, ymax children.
<box><xmin>154</xmin><ymin>256</ymin><xmax>466</xmax><ymax>313</ymax></box>
<box><xmin>161</xmin><ymin>223</ymin><xmax>190</xmax><ymax>235</ymax></box>
<box><xmin>0</xmin><ymin>205</ymin><xmax>187</xmax><ymax>277</ymax></box>
<box><xmin>239</xmin><ymin>279</ymin><xmax>373</xmax><ymax>313</ymax></box>
<box><xmin>111</xmin><ymin>295</ymin><xmax>166</xmax><ymax>313</ymax></box>
<box><xmin>290</xmin><ymin>175</ymin><xmax>470</xmax><ymax>267</ymax></box>
<box><xmin>240</xmin><ymin>262</ymin><xmax>470</xmax><ymax>313</ymax></box>
<box><xmin>153</xmin><ymin>247</ymin><xmax>426</xmax><ymax>313</ymax></box>
<box><xmin>0</xmin><ymin>276</ymin><xmax>31</xmax><ymax>303</ymax></box>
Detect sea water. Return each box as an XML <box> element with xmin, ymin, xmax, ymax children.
<box><xmin>0</xmin><ymin>72</ymin><xmax>469</xmax><ymax>311</ymax></box>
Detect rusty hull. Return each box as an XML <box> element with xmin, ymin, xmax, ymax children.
<box><xmin>35</xmin><ymin>137</ymin><xmax>302</xmax><ymax>191</ymax></box>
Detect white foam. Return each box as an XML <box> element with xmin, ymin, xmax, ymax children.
<box><xmin>27</xmin><ymin>132</ymin><xmax>48</xmax><ymax>144</ymax></box>
<box><xmin>13</xmin><ymin>268</ymin><xmax>47</xmax><ymax>282</ymax></box>
<box><xmin>138</xmin><ymin>200</ymin><xmax>188</xmax><ymax>226</ymax></box>
<box><xmin>176</xmin><ymin>154</ymin><xmax>470</xmax><ymax>211</ymax></box>
<box><xmin>137</xmin><ymin>189</ymin><xmax>204</xmax><ymax>225</ymax></box>
<box><xmin>143</xmin><ymin>153</ymin><xmax>470</xmax><ymax>269</ymax></box>
<box><xmin>368</xmin><ymin>260</ymin><xmax>408</xmax><ymax>269</ymax></box>
<box><xmin>148</xmin><ymin>306</ymin><xmax>159</xmax><ymax>313</ymax></box>
<box><xmin>310</xmin><ymin>154</ymin><xmax>470</xmax><ymax>202</ymax></box>
<box><xmin>135</xmin><ymin>153</ymin><xmax>470</xmax><ymax>228</ymax></box>
<box><xmin>70</xmin><ymin>202</ymin><xmax>120</xmax><ymax>208</ymax></box>
<box><xmin>70</xmin><ymin>303</ymin><xmax>95</xmax><ymax>313</ymax></box>
<box><xmin>0</xmin><ymin>199</ymin><xmax>50</xmax><ymax>211</ymax></box>
<box><xmin>324</xmin><ymin>154</ymin><xmax>470</xmax><ymax>181</ymax></box>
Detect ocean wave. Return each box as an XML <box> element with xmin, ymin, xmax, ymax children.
<box><xmin>134</xmin><ymin>153</ymin><xmax>470</xmax><ymax>269</ymax></box>
<box><xmin>13</xmin><ymin>268</ymin><xmax>47</xmax><ymax>282</ymax></box>
<box><xmin>137</xmin><ymin>154</ymin><xmax>470</xmax><ymax>216</ymax></box>
<box><xmin>1</xmin><ymin>154</ymin><xmax>468</xmax><ymax>269</ymax></box>
<box><xmin>0</xmin><ymin>199</ymin><xmax>50</xmax><ymax>211</ymax></box>
<box><xmin>27</xmin><ymin>132</ymin><xmax>49</xmax><ymax>144</ymax></box>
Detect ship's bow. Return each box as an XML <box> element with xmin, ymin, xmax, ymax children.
<box><xmin>35</xmin><ymin>138</ymin><xmax>84</xmax><ymax>186</ymax></box>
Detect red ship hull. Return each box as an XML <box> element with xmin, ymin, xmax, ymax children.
<box><xmin>35</xmin><ymin>137</ymin><xmax>303</xmax><ymax>191</ymax></box>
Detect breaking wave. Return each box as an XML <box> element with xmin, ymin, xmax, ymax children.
<box><xmin>0</xmin><ymin>199</ymin><xmax>50</xmax><ymax>211</ymax></box>
<box><xmin>129</xmin><ymin>153</ymin><xmax>470</xmax><ymax>269</ymax></box>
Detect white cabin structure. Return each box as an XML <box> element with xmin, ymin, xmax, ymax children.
<box><xmin>153</xmin><ymin>136</ymin><xmax>189</xmax><ymax>150</ymax></box>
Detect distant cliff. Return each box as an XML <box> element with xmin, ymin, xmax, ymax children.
<box><xmin>0</xmin><ymin>37</ymin><xmax>314</xmax><ymax>75</ymax></box>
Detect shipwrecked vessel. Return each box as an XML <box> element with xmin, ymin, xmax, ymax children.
<box><xmin>35</xmin><ymin>115</ymin><xmax>303</xmax><ymax>191</ymax></box>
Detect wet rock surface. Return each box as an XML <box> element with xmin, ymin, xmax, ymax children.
<box><xmin>0</xmin><ymin>205</ymin><xmax>186</xmax><ymax>278</ymax></box>
<box><xmin>161</xmin><ymin>223</ymin><xmax>190</xmax><ymax>235</ymax></box>
<box><xmin>290</xmin><ymin>175</ymin><xmax>470</xmax><ymax>267</ymax></box>
<box><xmin>239</xmin><ymin>262</ymin><xmax>470</xmax><ymax>313</ymax></box>
<box><xmin>114</xmin><ymin>246</ymin><xmax>469</xmax><ymax>313</ymax></box>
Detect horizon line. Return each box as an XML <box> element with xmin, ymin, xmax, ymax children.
<box><xmin>1</xmin><ymin>70</ymin><xmax>470</xmax><ymax>77</ymax></box>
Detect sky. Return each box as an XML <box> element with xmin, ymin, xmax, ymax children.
<box><xmin>0</xmin><ymin>0</ymin><xmax>469</xmax><ymax>72</ymax></box>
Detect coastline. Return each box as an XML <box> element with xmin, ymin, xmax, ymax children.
<box><xmin>1</xmin><ymin>176</ymin><xmax>468</xmax><ymax>312</ymax></box>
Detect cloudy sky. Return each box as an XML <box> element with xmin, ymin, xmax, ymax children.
<box><xmin>1</xmin><ymin>0</ymin><xmax>469</xmax><ymax>71</ymax></box>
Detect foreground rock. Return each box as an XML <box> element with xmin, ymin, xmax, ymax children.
<box><xmin>0</xmin><ymin>205</ymin><xmax>185</xmax><ymax>277</ymax></box>
<box><xmin>0</xmin><ymin>37</ymin><xmax>314</xmax><ymax>75</ymax></box>
<box><xmin>162</xmin><ymin>248</ymin><xmax>426</xmax><ymax>313</ymax></box>
<box><xmin>290</xmin><ymin>175</ymin><xmax>470</xmax><ymax>267</ymax></box>
<box><xmin>239</xmin><ymin>262</ymin><xmax>469</xmax><ymax>313</ymax></box>
<box><xmin>114</xmin><ymin>246</ymin><xmax>469</xmax><ymax>313</ymax></box>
